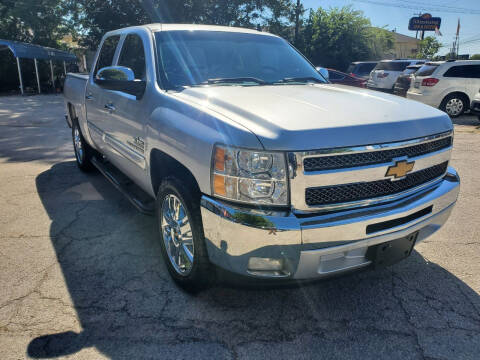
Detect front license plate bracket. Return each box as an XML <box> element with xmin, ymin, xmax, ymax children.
<box><xmin>367</xmin><ymin>232</ymin><xmax>418</xmax><ymax>268</ymax></box>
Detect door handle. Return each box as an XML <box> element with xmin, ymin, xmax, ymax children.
<box><xmin>104</xmin><ymin>103</ymin><xmax>116</xmax><ymax>112</ymax></box>
<box><xmin>85</xmin><ymin>94</ymin><xmax>93</xmax><ymax>100</ymax></box>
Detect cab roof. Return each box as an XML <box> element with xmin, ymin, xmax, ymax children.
<box><xmin>108</xmin><ymin>23</ymin><xmax>276</xmax><ymax>37</ymax></box>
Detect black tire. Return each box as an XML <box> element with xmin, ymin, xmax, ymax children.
<box><xmin>156</xmin><ymin>176</ymin><xmax>211</xmax><ymax>292</ymax></box>
<box><xmin>72</xmin><ymin>120</ymin><xmax>95</xmax><ymax>172</ymax></box>
<box><xmin>440</xmin><ymin>93</ymin><xmax>468</xmax><ymax>118</ymax></box>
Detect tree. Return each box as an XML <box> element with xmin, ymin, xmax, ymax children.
<box><xmin>0</xmin><ymin>0</ymin><xmax>70</xmax><ymax>48</ymax></box>
<box><xmin>262</xmin><ymin>0</ymin><xmax>294</xmax><ymax>41</ymax></box>
<box><xmin>365</xmin><ymin>27</ymin><xmax>394</xmax><ymax>60</ymax></box>
<box><xmin>301</xmin><ymin>6</ymin><xmax>392</xmax><ymax>70</ymax></box>
<box><xmin>66</xmin><ymin>0</ymin><xmax>150</xmax><ymax>49</ymax></box>
<box><xmin>416</xmin><ymin>36</ymin><xmax>441</xmax><ymax>59</ymax></box>
<box><xmin>470</xmin><ymin>54</ymin><xmax>480</xmax><ymax>60</ymax></box>
<box><xmin>292</xmin><ymin>0</ymin><xmax>305</xmax><ymax>46</ymax></box>
<box><xmin>68</xmin><ymin>0</ymin><xmax>278</xmax><ymax>50</ymax></box>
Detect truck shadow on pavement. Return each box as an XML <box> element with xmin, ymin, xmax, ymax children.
<box><xmin>28</xmin><ymin>161</ymin><xmax>480</xmax><ymax>359</ymax></box>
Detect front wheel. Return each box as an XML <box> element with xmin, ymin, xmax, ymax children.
<box><xmin>72</xmin><ymin>121</ymin><xmax>95</xmax><ymax>172</ymax></box>
<box><xmin>156</xmin><ymin>177</ymin><xmax>211</xmax><ymax>292</ymax></box>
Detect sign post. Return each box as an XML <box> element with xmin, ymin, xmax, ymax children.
<box><xmin>16</xmin><ymin>57</ymin><xmax>24</xmax><ymax>95</ymax></box>
<box><xmin>50</xmin><ymin>60</ymin><xmax>55</xmax><ymax>92</ymax></box>
<box><xmin>34</xmin><ymin>58</ymin><xmax>41</xmax><ymax>94</ymax></box>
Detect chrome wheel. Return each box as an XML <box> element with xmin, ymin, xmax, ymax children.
<box><xmin>161</xmin><ymin>194</ymin><xmax>194</xmax><ymax>276</ymax></box>
<box><xmin>73</xmin><ymin>125</ymin><xmax>84</xmax><ymax>164</ymax></box>
<box><xmin>445</xmin><ymin>98</ymin><xmax>464</xmax><ymax>117</ymax></box>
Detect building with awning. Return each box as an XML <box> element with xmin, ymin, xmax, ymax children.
<box><xmin>0</xmin><ymin>39</ymin><xmax>77</xmax><ymax>94</ymax></box>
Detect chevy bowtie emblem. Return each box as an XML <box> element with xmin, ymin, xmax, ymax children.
<box><xmin>386</xmin><ymin>160</ymin><xmax>415</xmax><ymax>179</ymax></box>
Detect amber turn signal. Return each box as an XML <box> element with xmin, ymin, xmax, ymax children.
<box><xmin>214</xmin><ymin>147</ymin><xmax>225</xmax><ymax>172</ymax></box>
<box><xmin>213</xmin><ymin>174</ymin><xmax>226</xmax><ymax>196</ymax></box>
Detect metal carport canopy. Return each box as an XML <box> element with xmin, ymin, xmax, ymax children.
<box><xmin>0</xmin><ymin>39</ymin><xmax>77</xmax><ymax>95</ymax></box>
<box><xmin>0</xmin><ymin>39</ymin><xmax>76</xmax><ymax>61</ymax></box>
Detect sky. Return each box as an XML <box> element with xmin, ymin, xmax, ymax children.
<box><xmin>302</xmin><ymin>0</ymin><xmax>480</xmax><ymax>56</ymax></box>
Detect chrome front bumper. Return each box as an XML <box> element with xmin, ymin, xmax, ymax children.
<box><xmin>200</xmin><ymin>167</ymin><xmax>460</xmax><ymax>280</ymax></box>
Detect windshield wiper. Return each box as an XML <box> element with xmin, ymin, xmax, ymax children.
<box><xmin>277</xmin><ymin>77</ymin><xmax>324</xmax><ymax>84</ymax></box>
<box><xmin>204</xmin><ymin>77</ymin><xmax>266</xmax><ymax>85</ymax></box>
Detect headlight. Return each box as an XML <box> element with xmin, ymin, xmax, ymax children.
<box><xmin>211</xmin><ymin>145</ymin><xmax>288</xmax><ymax>206</ymax></box>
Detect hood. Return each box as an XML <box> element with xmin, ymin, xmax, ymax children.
<box><xmin>173</xmin><ymin>84</ymin><xmax>452</xmax><ymax>151</ymax></box>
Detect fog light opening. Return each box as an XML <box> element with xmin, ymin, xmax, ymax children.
<box><xmin>247</xmin><ymin>257</ymin><xmax>290</xmax><ymax>278</ymax></box>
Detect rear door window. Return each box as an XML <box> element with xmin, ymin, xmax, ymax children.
<box><xmin>94</xmin><ymin>35</ymin><xmax>120</xmax><ymax>77</ymax></box>
<box><xmin>444</xmin><ymin>65</ymin><xmax>480</xmax><ymax>78</ymax></box>
<box><xmin>118</xmin><ymin>34</ymin><xmax>147</xmax><ymax>80</ymax></box>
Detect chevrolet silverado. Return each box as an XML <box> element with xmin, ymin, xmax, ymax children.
<box><xmin>64</xmin><ymin>24</ymin><xmax>460</xmax><ymax>290</ymax></box>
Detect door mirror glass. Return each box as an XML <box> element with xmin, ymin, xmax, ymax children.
<box><xmin>94</xmin><ymin>66</ymin><xmax>145</xmax><ymax>98</ymax></box>
<box><xmin>316</xmin><ymin>66</ymin><xmax>329</xmax><ymax>81</ymax></box>
<box><xmin>96</xmin><ymin>66</ymin><xmax>135</xmax><ymax>81</ymax></box>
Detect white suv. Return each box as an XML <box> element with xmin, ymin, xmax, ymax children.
<box><xmin>367</xmin><ymin>59</ymin><xmax>425</xmax><ymax>91</ymax></box>
<box><xmin>407</xmin><ymin>60</ymin><xmax>480</xmax><ymax>117</ymax></box>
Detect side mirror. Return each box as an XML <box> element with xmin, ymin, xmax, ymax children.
<box><xmin>316</xmin><ymin>66</ymin><xmax>329</xmax><ymax>81</ymax></box>
<box><xmin>94</xmin><ymin>66</ymin><xmax>145</xmax><ymax>98</ymax></box>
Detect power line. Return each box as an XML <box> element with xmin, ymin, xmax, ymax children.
<box><xmin>352</xmin><ymin>0</ymin><xmax>480</xmax><ymax>15</ymax></box>
<box><xmin>462</xmin><ymin>33</ymin><xmax>480</xmax><ymax>42</ymax></box>
<box><xmin>393</xmin><ymin>0</ymin><xmax>480</xmax><ymax>13</ymax></box>
<box><xmin>460</xmin><ymin>37</ymin><xmax>480</xmax><ymax>45</ymax></box>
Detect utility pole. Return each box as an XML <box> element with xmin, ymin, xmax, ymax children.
<box><xmin>452</xmin><ymin>18</ymin><xmax>460</xmax><ymax>59</ymax></box>
<box><xmin>456</xmin><ymin>19</ymin><xmax>460</xmax><ymax>58</ymax></box>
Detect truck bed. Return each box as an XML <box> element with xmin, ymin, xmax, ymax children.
<box><xmin>63</xmin><ymin>73</ymin><xmax>89</xmax><ymax>127</ymax></box>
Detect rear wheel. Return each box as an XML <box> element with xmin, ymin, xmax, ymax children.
<box><xmin>441</xmin><ymin>94</ymin><xmax>468</xmax><ymax>118</ymax></box>
<box><xmin>156</xmin><ymin>177</ymin><xmax>211</xmax><ymax>292</ymax></box>
<box><xmin>72</xmin><ymin>121</ymin><xmax>95</xmax><ymax>172</ymax></box>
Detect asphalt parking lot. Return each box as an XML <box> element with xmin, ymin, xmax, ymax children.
<box><xmin>0</xmin><ymin>94</ymin><xmax>479</xmax><ymax>359</ymax></box>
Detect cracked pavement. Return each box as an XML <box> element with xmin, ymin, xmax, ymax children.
<box><xmin>0</xmin><ymin>95</ymin><xmax>479</xmax><ymax>359</ymax></box>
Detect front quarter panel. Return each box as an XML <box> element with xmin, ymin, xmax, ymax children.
<box><xmin>145</xmin><ymin>91</ymin><xmax>264</xmax><ymax>196</ymax></box>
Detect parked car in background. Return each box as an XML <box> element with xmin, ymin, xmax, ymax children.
<box><xmin>346</xmin><ymin>61</ymin><xmax>377</xmax><ymax>79</ymax></box>
<box><xmin>327</xmin><ymin>69</ymin><xmax>366</xmax><ymax>88</ymax></box>
<box><xmin>407</xmin><ymin>60</ymin><xmax>480</xmax><ymax>117</ymax></box>
<box><xmin>367</xmin><ymin>59</ymin><xmax>425</xmax><ymax>92</ymax></box>
<box><xmin>393</xmin><ymin>64</ymin><xmax>423</xmax><ymax>97</ymax></box>
<box><xmin>470</xmin><ymin>91</ymin><xmax>480</xmax><ymax>120</ymax></box>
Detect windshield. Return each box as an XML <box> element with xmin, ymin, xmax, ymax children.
<box><xmin>374</xmin><ymin>61</ymin><xmax>410</xmax><ymax>71</ymax></box>
<box><xmin>155</xmin><ymin>31</ymin><xmax>326</xmax><ymax>88</ymax></box>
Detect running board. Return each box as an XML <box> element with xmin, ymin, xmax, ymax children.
<box><xmin>91</xmin><ymin>156</ymin><xmax>155</xmax><ymax>216</ymax></box>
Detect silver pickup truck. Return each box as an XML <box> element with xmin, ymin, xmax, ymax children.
<box><xmin>64</xmin><ymin>24</ymin><xmax>460</xmax><ymax>290</ymax></box>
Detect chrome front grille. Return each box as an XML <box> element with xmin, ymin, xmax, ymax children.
<box><xmin>288</xmin><ymin>131</ymin><xmax>453</xmax><ymax>212</ymax></box>
<box><xmin>303</xmin><ymin>136</ymin><xmax>452</xmax><ymax>172</ymax></box>
<box><xmin>305</xmin><ymin>162</ymin><xmax>448</xmax><ymax>206</ymax></box>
